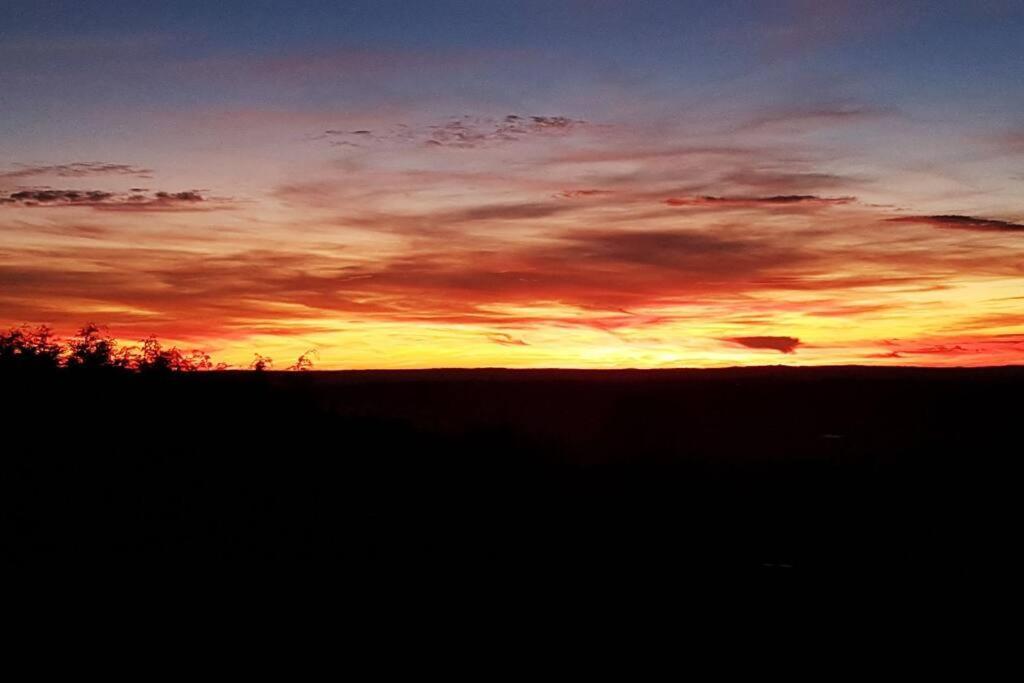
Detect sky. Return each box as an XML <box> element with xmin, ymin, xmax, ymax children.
<box><xmin>2</xmin><ymin>0</ymin><xmax>1023</xmax><ymax>368</ymax></box>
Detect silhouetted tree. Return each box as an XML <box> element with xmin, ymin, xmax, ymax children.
<box><xmin>140</xmin><ymin>336</ymin><xmax>168</xmax><ymax>372</ymax></box>
<box><xmin>2</xmin><ymin>321</ymin><xmax>233</xmax><ymax>374</ymax></box>
<box><xmin>187</xmin><ymin>350</ymin><xmax>213</xmax><ymax>371</ymax></box>
<box><xmin>288</xmin><ymin>349</ymin><xmax>318</xmax><ymax>371</ymax></box>
<box><xmin>64</xmin><ymin>324</ymin><xmax>118</xmax><ymax>370</ymax></box>
<box><xmin>113</xmin><ymin>344</ymin><xmax>140</xmax><ymax>370</ymax></box>
<box><xmin>113</xmin><ymin>336</ymin><xmax>215</xmax><ymax>373</ymax></box>
<box><xmin>0</xmin><ymin>325</ymin><xmax>62</xmax><ymax>371</ymax></box>
<box><xmin>137</xmin><ymin>336</ymin><xmax>182</xmax><ymax>373</ymax></box>
<box><xmin>249</xmin><ymin>354</ymin><xmax>272</xmax><ymax>371</ymax></box>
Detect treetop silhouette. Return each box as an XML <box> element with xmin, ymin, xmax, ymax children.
<box><xmin>1</xmin><ymin>323</ymin><xmax>317</xmax><ymax>374</ymax></box>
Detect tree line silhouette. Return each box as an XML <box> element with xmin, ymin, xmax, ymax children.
<box><xmin>0</xmin><ymin>323</ymin><xmax>316</xmax><ymax>373</ymax></box>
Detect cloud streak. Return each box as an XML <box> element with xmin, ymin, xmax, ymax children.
<box><xmin>724</xmin><ymin>336</ymin><xmax>801</xmax><ymax>354</ymax></box>
<box><xmin>0</xmin><ymin>162</ymin><xmax>153</xmax><ymax>180</ymax></box>
<box><xmin>888</xmin><ymin>215</ymin><xmax>1024</xmax><ymax>233</ymax></box>
<box><xmin>317</xmin><ymin>114</ymin><xmax>588</xmax><ymax>150</ymax></box>
<box><xmin>488</xmin><ymin>333</ymin><xmax>529</xmax><ymax>347</ymax></box>
<box><xmin>664</xmin><ymin>195</ymin><xmax>854</xmax><ymax>208</ymax></box>
<box><xmin>0</xmin><ymin>189</ymin><xmax>226</xmax><ymax>211</ymax></box>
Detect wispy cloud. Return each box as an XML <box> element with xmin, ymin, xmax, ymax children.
<box><xmin>488</xmin><ymin>333</ymin><xmax>529</xmax><ymax>347</ymax></box>
<box><xmin>0</xmin><ymin>162</ymin><xmax>153</xmax><ymax>180</ymax></box>
<box><xmin>739</xmin><ymin>105</ymin><xmax>886</xmax><ymax>132</ymax></box>
<box><xmin>664</xmin><ymin>194</ymin><xmax>854</xmax><ymax>207</ymax></box>
<box><xmin>555</xmin><ymin>189</ymin><xmax>615</xmax><ymax>199</ymax></box>
<box><xmin>888</xmin><ymin>214</ymin><xmax>1024</xmax><ymax>232</ymax></box>
<box><xmin>317</xmin><ymin>114</ymin><xmax>588</xmax><ymax>150</ymax></box>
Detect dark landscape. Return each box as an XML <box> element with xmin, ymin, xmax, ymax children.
<box><xmin>5</xmin><ymin>3</ymin><xmax>1024</xmax><ymax>594</ymax></box>
<box><xmin>5</xmin><ymin>364</ymin><xmax>1020</xmax><ymax>578</ymax></box>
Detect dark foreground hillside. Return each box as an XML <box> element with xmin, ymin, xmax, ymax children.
<box><xmin>3</xmin><ymin>366</ymin><xmax>1021</xmax><ymax>579</ymax></box>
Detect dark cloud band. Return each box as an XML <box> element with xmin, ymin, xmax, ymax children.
<box><xmin>724</xmin><ymin>336</ymin><xmax>801</xmax><ymax>353</ymax></box>
<box><xmin>888</xmin><ymin>214</ymin><xmax>1024</xmax><ymax>232</ymax></box>
<box><xmin>0</xmin><ymin>189</ymin><xmax>218</xmax><ymax>211</ymax></box>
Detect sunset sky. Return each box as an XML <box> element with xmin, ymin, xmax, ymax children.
<box><xmin>2</xmin><ymin>1</ymin><xmax>1023</xmax><ymax>368</ymax></box>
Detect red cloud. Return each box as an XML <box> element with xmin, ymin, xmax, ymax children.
<box><xmin>724</xmin><ymin>336</ymin><xmax>801</xmax><ymax>354</ymax></box>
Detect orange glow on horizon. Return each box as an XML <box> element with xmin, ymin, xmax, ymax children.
<box><xmin>3</xmin><ymin>109</ymin><xmax>1022</xmax><ymax>368</ymax></box>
